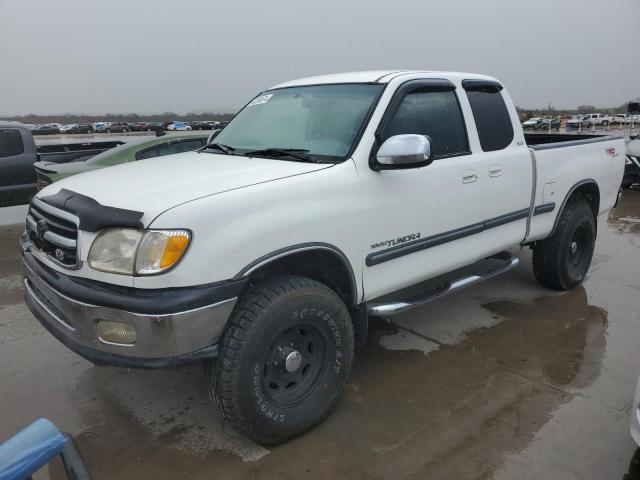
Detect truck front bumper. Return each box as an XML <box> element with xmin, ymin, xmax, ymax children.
<box><xmin>22</xmin><ymin>235</ymin><xmax>247</xmax><ymax>368</ymax></box>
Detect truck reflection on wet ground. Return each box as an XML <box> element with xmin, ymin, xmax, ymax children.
<box><xmin>1</xmin><ymin>190</ymin><xmax>640</xmax><ymax>479</ymax></box>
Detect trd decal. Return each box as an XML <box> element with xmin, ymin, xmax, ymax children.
<box><xmin>370</xmin><ymin>233</ymin><xmax>421</xmax><ymax>250</ymax></box>
<box><xmin>605</xmin><ymin>147</ymin><xmax>617</xmax><ymax>157</ymax></box>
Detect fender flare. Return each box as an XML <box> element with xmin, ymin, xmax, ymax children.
<box><xmin>233</xmin><ymin>242</ymin><xmax>359</xmax><ymax>306</ymax></box>
<box><xmin>550</xmin><ymin>178</ymin><xmax>599</xmax><ymax>236</ymax></box>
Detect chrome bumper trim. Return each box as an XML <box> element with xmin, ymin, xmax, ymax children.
<box><xmin>23</xmin><ymin>259</ymin><xmax>237</xmax><ymax>359</ymax></box>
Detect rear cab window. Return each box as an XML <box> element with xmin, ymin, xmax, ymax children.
<box><xmin>462</xmin><ymin>80</ymin><xmax>514</xmax><ymax>152</ymax></box>
<box><xmin>380</xmin><ymin>79</ymin><xmax>470</xmax><ymax>159</ymax></box>
<box><xmin>0</xmin><ymin>129</ymin><xmax>25</xmax><ymax>158</ymax></box>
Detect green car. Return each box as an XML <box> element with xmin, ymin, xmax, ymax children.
<box><xmin>34</xmin><ymin>132</ymin><xmax>210</xmax><ymax>188</ymax></box>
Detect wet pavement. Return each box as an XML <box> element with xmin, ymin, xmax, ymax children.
<box><xmin>1</xmin><ymin>191</ymin><xmax>640</xmax><ymax>479</ymax></box>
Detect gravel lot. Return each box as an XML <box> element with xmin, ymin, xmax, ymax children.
<box><xmin>1</xmin><ymin>190</ymin><xmax>640</xmax><ymax>479</ymax></box>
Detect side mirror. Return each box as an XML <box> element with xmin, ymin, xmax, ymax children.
<box><xmin>375</xmin><ymin>134</ymin><xmax>433</xmax><ymax>170</ymax></box>
<box><xmin>207</xmin><ymin>129</ymin><xmax>221</xmax><ymax>144</ymax></box>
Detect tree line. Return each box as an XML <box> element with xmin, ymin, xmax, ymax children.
<box><xmin>2</xmin><ymin>112</ymin><xmax>236</xmax><ymax>125</ymax></box>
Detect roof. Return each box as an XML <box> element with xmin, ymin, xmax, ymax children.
<box><xmin>269</xmin><ymin>70</ymin><xmax>499</xmax><ymax>89</ymax></box>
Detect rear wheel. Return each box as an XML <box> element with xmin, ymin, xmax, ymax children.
<box><xmin>210</xmin><ymin>276</ymin><xmax>354</xmax><ymax>445</ymax></box>
<box><xmin>532</xmin><ymin>198</ymin><xmax>596</xmax><ymax>290</ymax></box>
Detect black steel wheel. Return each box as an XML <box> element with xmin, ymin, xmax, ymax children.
<box><xmin>533</xmin><ymin>197</ymin><xmax>596</xmax><ymax>290</ymax></box>
<box><xmin>262</xmin><ymin>323</ymin><xmax>327</xmax><ymax>408</ymax></box>
<box><xmin>566</xmin><ymin>225</ymin><xmax>591</xmax><ymax>279</ymax></box>
<box><xmin>210</xmin><ymin>275</ymin><xmax>354</xmax><ymax>445</ymax></box>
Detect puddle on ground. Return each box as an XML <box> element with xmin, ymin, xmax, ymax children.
<box><xmin>609</xmin><ymin>191</ymin><xmax>640</xmax><ymax>235</ymax></box>
<box><xmin>47</xmin><ymin>286</ymin><xmax>607</xmax><ymax>480</ymax></box>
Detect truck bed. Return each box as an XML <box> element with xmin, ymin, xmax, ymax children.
<box><xmin>525</xmin><ymin>132</ymin><xmax>625</xmax><ymax>243</ymax></box>
<box><xmin>524</xmin><ymin>132</ymin><xmax>616</xmax><ymax>148</ymax></box>
<box><xmin>36</xmin><ymin>140</ymin><xmax>123</xmax><ymax>163</ymax></box>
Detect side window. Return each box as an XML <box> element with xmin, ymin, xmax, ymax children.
<box><xmin>135</xmin><ymin>146</ymin><xmax>160</xmax><ymax>160</ymax></box>
<box><xmin>173</xmin><ymin>139</ymin><xmax>207</xmax><ymax>153</ymax></box>
<box><xmin>0</xmin><ymin>130</ymin><xmax>25</xmax><ymax>158</ymax></box>
<box><xmin>154</xmin><ymin>143</ymin><xmax>183</xmax><ymax>156</ymax></box>
<box><xmin>465</xmin><ymin>86</ymin><xmax>514</xmax><ymax>152</ymax></box>
<box><xmin>383</xmin><ymin>88</ymin><xmax>469</xmax><ymax>159</ymax></box>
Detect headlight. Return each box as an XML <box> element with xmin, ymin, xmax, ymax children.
<box><xmin>88</xmin><ymin>229</ymin><xmax>190</xmax><ymax>275</ymax></box>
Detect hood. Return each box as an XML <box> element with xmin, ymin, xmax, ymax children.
<box><xmin>37</xmin><ymin>151</ymin><xmax>331</xmax><ymax>224</ymax></box>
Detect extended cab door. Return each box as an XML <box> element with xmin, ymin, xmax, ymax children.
<box><xmin>0</xmin><ymin>128</ymin><xmax>37</xmax><ymax>207</ymax></box>
<box><xmin>361</xmin><ymin>78</ymin><xmax>532</xmax><ymax>300</ymax></box>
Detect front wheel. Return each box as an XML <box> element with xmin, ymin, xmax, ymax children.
<box><xmin>532</xmin><ymin>197</ymin><xmax>596</xmax><ymax>290</ymax></box>
<box><xmin>209</xmin><ymin>276</ymin><xmax>354</xmax><ymax>445</ymax></box>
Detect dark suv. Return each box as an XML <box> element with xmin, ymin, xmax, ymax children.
<box><xmin>107</xmin><ymin>122</ymin><xmax>131</xmax><ymax>133</ymax></box>
<box><xmin>67</xmin><ymin>124</ymin><xmax>94</xmax><ymax>134</ymax></box>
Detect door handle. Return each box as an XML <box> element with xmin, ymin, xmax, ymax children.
<box><xmin>462</xmin><ymin>170</ymin><xmax>478</xmax><ymax>183</ymax></box>
<box><xmin>489</xmin><ymin>164</ymin><xmax>503</xmax><ymax>177</ymax></box>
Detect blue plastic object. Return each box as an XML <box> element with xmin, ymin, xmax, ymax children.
<box><xmin>0</xmin><ymin>418</ymin><xmax>68</xmax><ymax>480</ymax></box>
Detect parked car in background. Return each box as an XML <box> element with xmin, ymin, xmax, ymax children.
<box><xmin>66</xmin><ymin>124</ymin><xmax>94</xmax><ymax>134</ymax></box>
<box><xmin>133</xmin><ymin>121</ymin><xmax>165</xmax><ymax>132</ymax></box>
<box><xmin>522</xmin><ymin>118</ymin><xmax>543</xmax><ymax>129</ymax></box>
<box><xmin>131</xmin><ymin>122</ymin><xmax>152</xmax><ymax>131</ymax></box>
<box><xmin>93</xmin><ymin>122</ymin><xmax>110</xmax><ymax>133</ymax></box>
<box><xmin>565</xmin><ymin>115</ymin><xmax>583</xmax><ymax>128</ymax></box>
<box><xmin>0</xmin><ymin>122</ymin><xmax>121</xmax><ymax>206</ymax></box>
<box><xmin>107</xmin><ymin>122</ymin><xmax>131</xmax><ymax>133</ymax></box>
<box><xmin>147</xmin><ymin>122</ymin><xmax>166</xmax><ymax>132</ymax></box>
<box><xmin>581</xmin><ymin>113</ymin><xmax>616</xmax><ymax>127</ymax></box>
<box><xmin>522</xmin><ymin>118</ymin><xmax>559</xmax><ymax>130</ymax></box>
<box><xmin>611</xmin><ymin>114</ymin><xmax>627</xmax><ymax>125</ymax></box>
<box><xmin>190</xmin><ymin>121</ymin><xmax>215</xmax><ymax>130</ymax></box>
<box><xmin>31</xmin><ymin>124</ymin><xmax>61</xmax><ymax>135</ymax></box>
<box><xmin>33</xmin><ymin>132</ymin><xmax>209</xmax><ymax>187</ymax></box>
<box><xmin>540</xmin><ymin>118</ymin><xmax>560</xmax><ymax>129</ymax></box>
<box><xmin>167</xmin><ymin>121</ymin><xmax>192</xmax><ymax>131</ymax></box>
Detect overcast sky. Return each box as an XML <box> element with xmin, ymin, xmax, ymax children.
<box><xmin>1</xmin><ymin>0</ymin><xmax>639</xmax><ymax>115</ymax></box>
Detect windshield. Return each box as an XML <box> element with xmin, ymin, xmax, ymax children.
<box><xmin>213</xmin><ymin>84</ymin><xmax>383</xmax><ymax>162</ymax></box>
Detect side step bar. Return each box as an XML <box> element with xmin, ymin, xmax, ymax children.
<box><xmin>367</xmin><ymin>252</ymin><xmax>519</xmax><ymax>317</ymax></box>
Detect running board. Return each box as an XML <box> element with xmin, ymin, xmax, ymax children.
<box><xmin>367</xmin><ymin>252</ymin><xmax>519</xmax><ymax>317</ymax></box>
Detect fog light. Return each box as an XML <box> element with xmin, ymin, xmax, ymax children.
<box><xmin>96</xmin><ymin>320</ymin><xmax>137</xmax><ymax>345</ymax></box>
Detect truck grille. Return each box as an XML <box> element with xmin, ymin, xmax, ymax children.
<box><xmin>26</xmin><ymin>198</ymin><xmax>80</xmax><ymax>268</ymax></box>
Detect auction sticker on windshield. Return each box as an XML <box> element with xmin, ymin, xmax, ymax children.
<box><xmin>248</xmin><ymin>94</ymin><xmax>273</xmax><ymax>106</ymax></box>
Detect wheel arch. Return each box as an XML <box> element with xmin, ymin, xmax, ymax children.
<box><xmin>551</xmin><ymin>179</ymin><xmax>600</xmax><ymax>235</ymax></box>
<box><xmin>233</xmin><ymin>243</ymin><xmax>359</xmax><ymax>308</ymax></box>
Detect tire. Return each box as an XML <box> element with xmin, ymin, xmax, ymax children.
<box><xmin>210</xmin><ymin>275</ymin><xmax>355</xmax><ymax>445</ymax></box>
<box><xmin>532</xmin><ymin>197</ymin><xmax>596</xmax><ymax>290</ymax></box>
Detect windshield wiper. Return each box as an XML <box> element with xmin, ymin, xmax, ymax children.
<box><xmin>202</xmin><ymin>142</ymin><xmax>236</xmax><ymax>155</ymax></box>
<box><xmin>243</xmin><ymin>148</ymin><xmax>323</xmax><ymax>163</ymax></box>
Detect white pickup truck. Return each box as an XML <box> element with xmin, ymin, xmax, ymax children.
<box><xmin>21</xmin><ymin>70</ymin><xmax>625</xmax><ymax>445</ymax></box>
